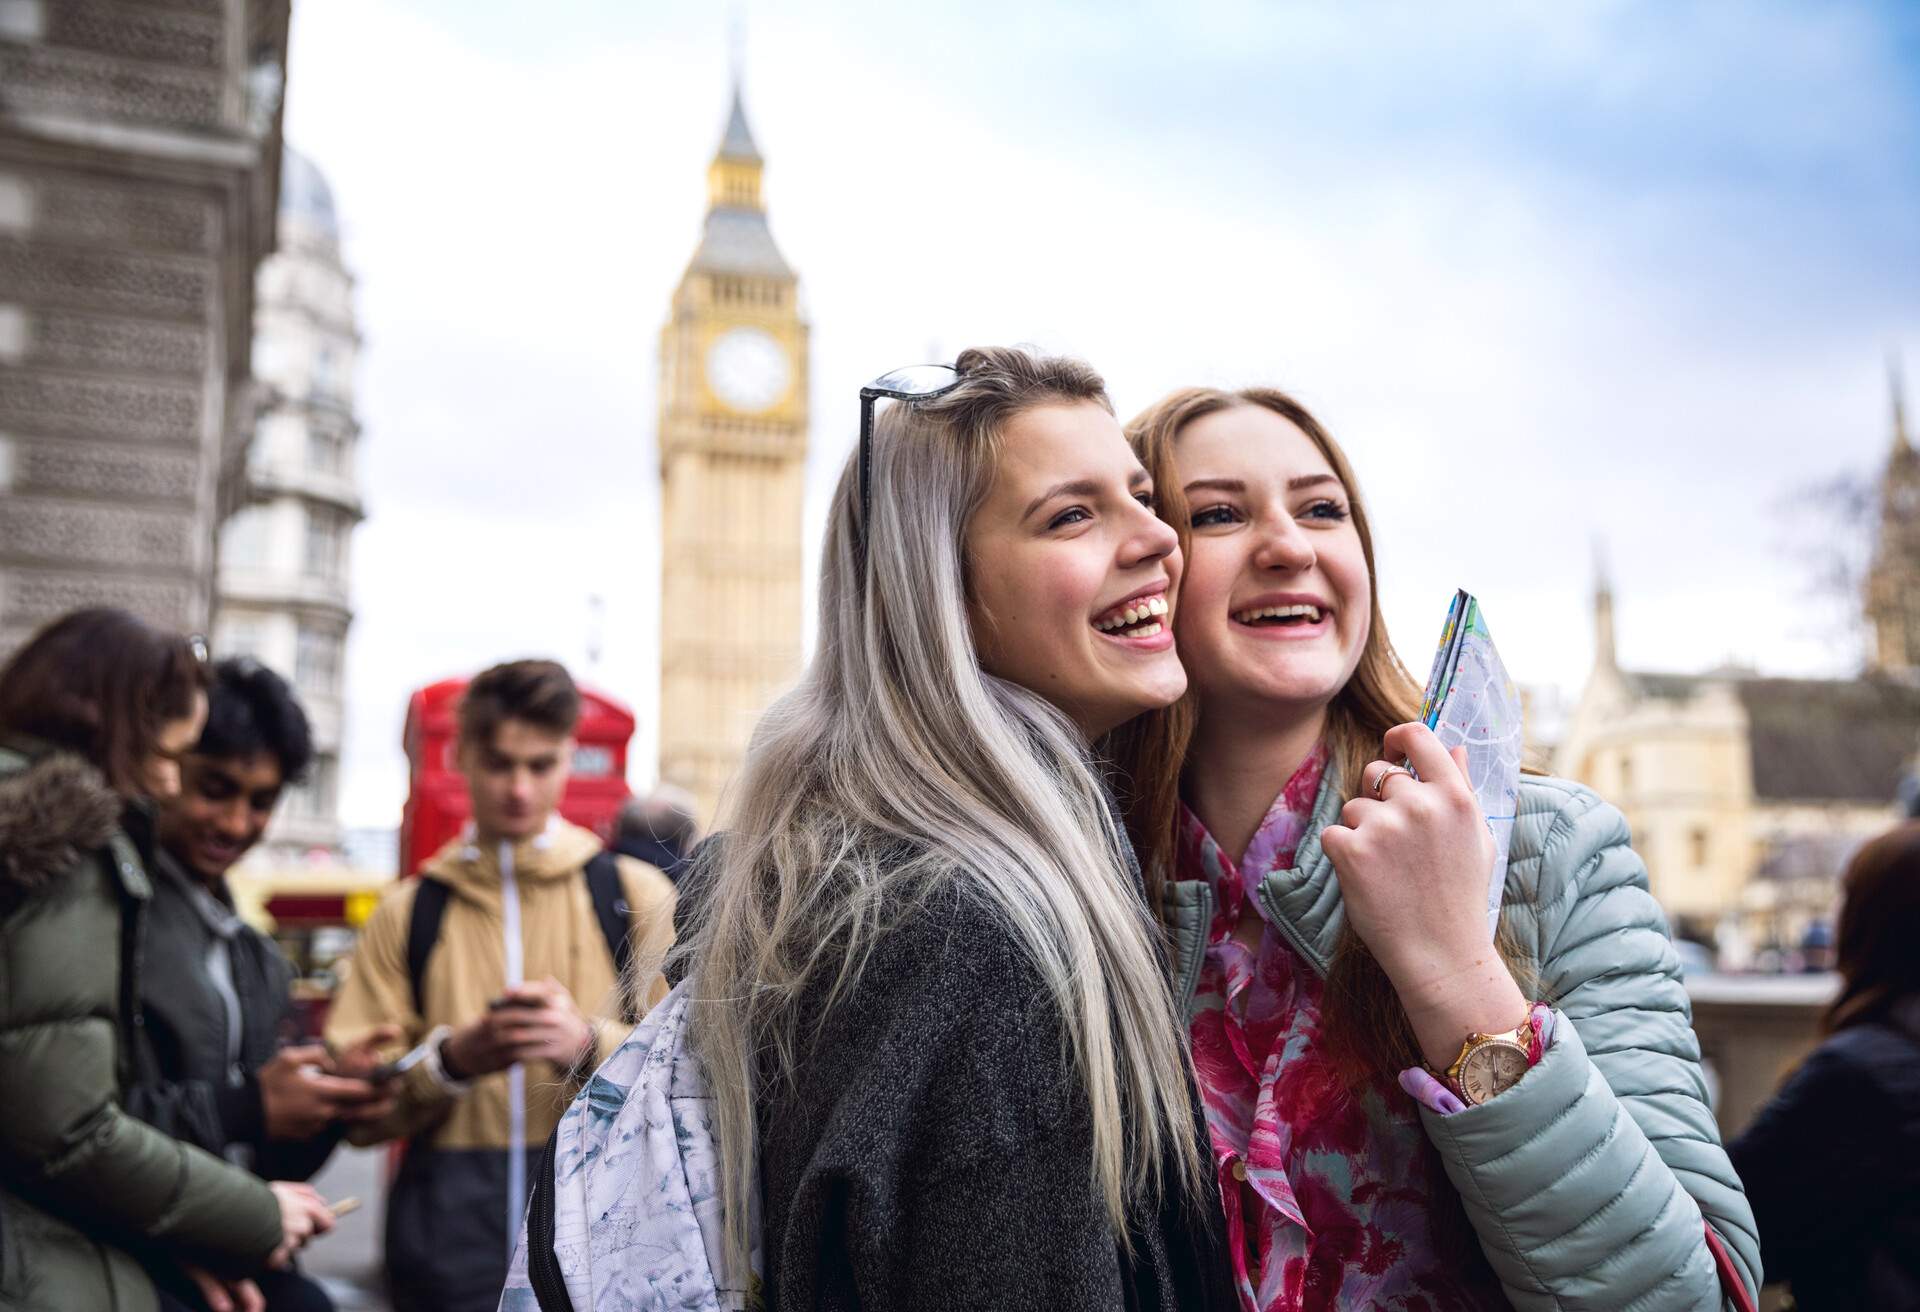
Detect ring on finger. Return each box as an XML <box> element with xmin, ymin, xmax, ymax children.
<box><xmin>1369</xmin><ymin>763</ymin><xmax>1414</xmax><ymax>799</ymax></box>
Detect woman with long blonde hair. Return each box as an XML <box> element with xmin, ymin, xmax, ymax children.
<box><xmin>1113</xmin><ymin>388</ymin><xmax>1761</xmax><ymax>1311</ymax></box>
<box><xmin>680</xmin><ymin>347</ymin><xmax>1234</xmax><ymax>1309</ymax></box>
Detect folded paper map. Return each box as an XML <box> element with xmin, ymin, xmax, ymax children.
<box><xmin>1415</xmin><ymin>590</ymin><xmax>1523</xmax><ymax>935</ymax></box>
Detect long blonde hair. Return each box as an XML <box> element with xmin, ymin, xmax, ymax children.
<box><xmin>681</xmin><ymin>346</ymin><xmax>1205</xmax><ymax>1281</ymax></box>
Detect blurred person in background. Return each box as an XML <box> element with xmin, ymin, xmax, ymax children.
<box><xmin>1116</xmin><ymin>389</ymin><xmax>1760</xmax><ymax>1311</ymax></box>
<box><xmin>612</xmin><ymin>783</ymin><xmax>698</xmax><ymax>883</ymax></box>
<box><xmin>131</xmin><ymin>657</ymin><xmax>402</xmax><ymax>1312</ymax></box>
<box><xmin>0</xmin><ymin>609</ymin><xmax>334</xmax><ymax>1312</ymax></box>
<box><xmin>1729</xmin><ymin>823</ymin><xmax>1920</xmax><ymax>1311</ymax></box>
<box><xmin>324</xmin><ymin>659</ymin><xmax>675</xmax><ymax>1312</ymax></box>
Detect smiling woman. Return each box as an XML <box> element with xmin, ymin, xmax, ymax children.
<box><xmin>1113</xmin><ymin>387</ymin><xmax>1762</xmax><ymax>1312</ymax></box>
<box><xmin>0</xmin><ymin>611</ymin><xmax>314</xmax><ymax>1312</ymax></box>
<box><xmin>965</xmin><ymin>399</ymin><xmax>1186</xmax><ymax>736</ymax></box>
<box><xmin>665</xmin><ymin>346</ymin><xmax>1234</xmax><ymax>1311</ymax></box>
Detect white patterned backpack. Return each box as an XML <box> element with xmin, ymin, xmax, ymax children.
<box><xmin>500</xmin><ymin>980</ymin><xmax>761</xmax><ymax>1311</ymax></box>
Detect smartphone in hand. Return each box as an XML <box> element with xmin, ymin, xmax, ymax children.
<box><xmin>369</xmin><ymin>1042</ymin><xmax>431</xmax><ymax>1084</ymax></box>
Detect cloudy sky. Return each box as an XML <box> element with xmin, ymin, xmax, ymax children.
<box><xmin>279</xmin><ymin>0</ymin><xmax>1920</xmax><ymax>829</ymax></box>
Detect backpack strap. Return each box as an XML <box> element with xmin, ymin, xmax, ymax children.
<box><xmin>585</xmin><ymin>850</ymin><xmax>637</xmax><ymax>1022</ymax></box>
<box><xmin>525</xmin><ymin>1124</ymin><xmax>577</xmax><ymax>1312</ymax></box>
<box><xmin>406</xmin><ymin>876</ymin><xmax>453</xmax><ymax>1014</ymax></box>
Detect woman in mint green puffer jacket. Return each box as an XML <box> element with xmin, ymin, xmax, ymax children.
<box><xmin>1115</xmin><ymin>385</ymin><xmax>1761</xmax><ymax>1311</ymax></box>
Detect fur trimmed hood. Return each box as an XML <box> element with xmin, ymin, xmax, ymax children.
<box><xmin>0</xmin><ymin>746</ymin><xmax>121</xmax><ymax>905</ymax></box>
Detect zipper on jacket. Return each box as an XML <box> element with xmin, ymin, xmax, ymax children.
<box><xmin>501</xmin><ymin>839</ymin><xmax>528</xmax><ymax>1258</ymax></box>
<box><xmin>525</xmin><ymin>1126</ymin><xmax>575</xmax><ymax>1311</ymax></box>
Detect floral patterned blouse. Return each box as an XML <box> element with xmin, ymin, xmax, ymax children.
<box><xmin>1179</xmin><ymin>744</ymin><xmax>1507</xmax><ymax>1311</ymax></box>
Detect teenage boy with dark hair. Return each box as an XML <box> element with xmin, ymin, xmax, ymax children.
<box><xmin>134</xmin><ymin>657</ymin><xmax>400</xmax><ymax>1312</ymax></box>
<box><xmin>325</xmin><ymin>659</ymin><xmax>676</xmax><ymax>1312</ymax></box>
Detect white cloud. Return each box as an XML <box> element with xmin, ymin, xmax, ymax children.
<box><xmin>282</xmin><ymin>1</ymin><xmax>1920</xmax><ymax>829</ymax></box>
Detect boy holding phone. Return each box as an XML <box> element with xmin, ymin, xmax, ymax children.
<box><xmin>323</xmin><ymin>660</ymin><xmax>676</xmax><ymax>1312</ymax></box>
<box><xmin>133</xmin><ymin>657</ymin><xmax>397</xmax><ymax>1312</ymax></box>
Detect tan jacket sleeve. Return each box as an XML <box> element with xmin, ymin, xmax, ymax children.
<box><xmin>324</xmin><ymin>882</ymin><xmax>461</xmax><ymax>1146</ymax></box>
<box><xmin>587</xmin><ymin>857</ymin><xmax>678</xmax><ymax>1068</ymax></box>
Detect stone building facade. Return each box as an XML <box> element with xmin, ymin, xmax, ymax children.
<box><xmin>657</xmin><ymin>85</ymin><xmax>808</xmax><ymax>824</ymax></box>
<box><xmin>1557</xmin><ymin>373</ymin><xmax>1920</xmax><ymax>955</ymax></box>
<box><xmin>0</xmin><ymin>0</ymin><xmax>291</xmax><ymax>654</ymax></box>
<box><xmin>215</xmin><ymin>146</ymin><xmax>361</xmax><ymax>861</ymax></box>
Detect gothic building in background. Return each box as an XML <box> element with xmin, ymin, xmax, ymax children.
<box><xmin>216</xmin><ymin>147</ymin><xmax>361</xmax><ymax>861</ymax></box>
<box><xmin>0</xmin><ymin>1</ymin><xmax>291</xmax><ymax>654</ymax></box>
<box><xmin>1557</xmin><ymin>366</ymin><xmax>1920</xmax><ymax>960</ymax></box>
<box><xmin>657</xmin><ymin>85</ymin><xmax>809</xmax><ymax>823</ymax></box>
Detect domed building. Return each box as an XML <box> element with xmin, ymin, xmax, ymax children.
<box><xmin>214</xmin><ymin>145</ymin><xmax>363</xmax><ymax>860</ymax></box>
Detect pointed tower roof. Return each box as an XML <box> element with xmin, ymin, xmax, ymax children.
<box><xmin>1893</xmin><ymin>352</ymin><xmax>1912</xmax><ymax>455</ymax></box>
<box><xmin>718</xmin><ymin>85</ymin><xmax>762</xmax><ymax>163</ymax></box>
<box><xmin>1592</xmin><ymin>536</ymin><xmax>1617</xmax><ymax>674</ymax></box>
<box><xmin>690</xmin><ymin>79</ymin><xmax>790</xmax><ymax>278</ymax></box>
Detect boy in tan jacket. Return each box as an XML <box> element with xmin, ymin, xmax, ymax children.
<box><xmin>326</xmin><ymin>660</ymin><xmax>674</xmax><ymax>1312</ymax></box>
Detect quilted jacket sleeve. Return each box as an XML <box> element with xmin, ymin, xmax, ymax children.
<box><xmin>1417</xmin><ymin>780</ymin><xmax>1761</xmax><ymax>1310</ymax></box>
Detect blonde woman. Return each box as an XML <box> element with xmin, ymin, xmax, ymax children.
<box><xmin>680</xmin><ymin>347</ymin><xmax>1235</xmax><ymax>1310</ymax></box>
<box><xmin>1115</xmin><ymin>388</ymin><xmax>1761</xmax><ymax>1312</ymax></box>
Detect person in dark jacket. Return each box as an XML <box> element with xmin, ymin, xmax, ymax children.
<box><xmin>676</xmin><ymin>348</ymin><xmax>1234</xmax><ymax>1310</ymax></box>
<box><xmin>1729</xmin><ymin>821</ymin><xmax>1920</xmax><ymax>1311</ymax></box>
<box><xmin>0</xmin><ymin>609</ymin><xmax>334</xmax><ymax>1312</ymax></box>
<box><xmin>132</xmin><ymin>658</ymin><xmax>399</xmax><ymax>1312</ymax></box>
<box><xmin>611</xmin><ymin>785</ymin><xmax>697</xmax><ymax>883</ymax></box>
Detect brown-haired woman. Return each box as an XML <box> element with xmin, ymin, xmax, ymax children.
<box><xmin>1729</xmin><ymin>823</ymin><xmax>1920</xmax><ymax>1311</ymax></box>
<box><xmin>0</xmin><ymin>608</ymin><xmax>332</xmax><ymax>1312</ymax></box>
<box><xmin>1112</xmin><ymin>391</ymin><xmax>1761</xmax><ymax>1310</ymax></box>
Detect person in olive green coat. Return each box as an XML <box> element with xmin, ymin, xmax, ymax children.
<box><xmin>0</xmin><ymin>610</ymin><xmax>329</xmax><ymax>1312</ymax></box>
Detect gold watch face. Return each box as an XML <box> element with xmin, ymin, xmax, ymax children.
<box><xmin>1458</xmin><ymin>1041</ymin><xmax>1531</xmax><ymax>1104</ymax></box>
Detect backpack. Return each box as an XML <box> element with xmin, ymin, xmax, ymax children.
<box><xmin>499</xmin><ymin>978</ymin><xmax>762</xmax><ymax>1312</ymax></box>
<box><xmin>409</xmin><ymin>850</ymin><xmax>639</xmax><ymax>1022</ymax></box>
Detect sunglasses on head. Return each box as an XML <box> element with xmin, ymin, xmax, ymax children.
<box><xmin>855</xmin><ymin>363</ymin><xmax>966</xmax><ymax>566</ymax></box>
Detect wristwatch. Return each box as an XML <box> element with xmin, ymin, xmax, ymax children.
<box><xmin>1438</xmin><ymin>1013</ymin><xmax>1535</xmax><ymax>1106</ymax></box>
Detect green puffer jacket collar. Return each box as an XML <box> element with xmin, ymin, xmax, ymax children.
<box><xmin>0</xmin><ymin>742</ymin><xmax>282</xmax><ymax>1312</ymax></box>
<box><xmin>1159</xmin><ymin>764</ymin><xmax>1765</xmax><ymax>1312</ymax></box>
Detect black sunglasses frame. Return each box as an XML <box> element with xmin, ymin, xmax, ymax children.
<box><xmin>856</xmin><ymin>365</ymin><xmax>966</xmax><ymax>568</ymax></box>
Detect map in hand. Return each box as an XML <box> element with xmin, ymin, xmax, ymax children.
<box><xmin>1416</xmin><ymin>590</ymin><xmax>1524</xmax><ymax>935</ymax></box>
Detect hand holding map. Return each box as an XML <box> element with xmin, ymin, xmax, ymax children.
<box><xmin>1414</xmin><ymin>590</ymin><xmax>1523</xmax><ymax>935</ymax></box>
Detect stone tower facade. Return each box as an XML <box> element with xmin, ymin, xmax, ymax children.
<box><xmin>1866</xmin><ymin>360</ymin><xmax>1920</xmax><ymax>675</ymax></box>
<box><xmin>215</xmin><ymin>147</ymin><xmax>362</xmax><ymax>861</ymax></box>
<box><xmin>0</xmin><ymin>1</ymin><xmax>290</xmax><ymax>655</ymax></box>
<box><xmin>658</xmin><ymin>86</ymin><xmax>808</xmax><ymax>823</ymax></box>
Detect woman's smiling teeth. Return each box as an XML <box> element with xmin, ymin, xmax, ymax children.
<box><xmin>1093</xmin><ymin>593</ymin><xmax>1170</xmax><ymax>637</ymax></box>
<box><xmin>1233</xmin><ymin>602</ymin><xmax>1324</xmax><ymax>626</ymax></box>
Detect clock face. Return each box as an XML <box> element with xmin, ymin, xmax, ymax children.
<box><xmin>1459</xmin><ymin>1041</ymin><xmax>1531</xmax><ymax>1104</ymax></box>
<box><xmin>706</xmin><ymin>326</ymin><xmax>790</xmax><ymax>414</ymax></box>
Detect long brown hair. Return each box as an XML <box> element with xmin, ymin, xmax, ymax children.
<box><xmin>0</xmin><ymin>608</ymin><xmax>206</xmax><ymax>794</ymax></box>
<box><xmin>1823</xmin><ymin>822</ymin><xmax>1920</xmax><ymax>1035</ymax></box>
<box><xmin>1116</xmin><ymin>387</ymin><xmax>1536</xmax><ymax>1079</ymax></box>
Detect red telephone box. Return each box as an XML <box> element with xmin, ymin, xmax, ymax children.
<box><xmin>398</xmin><ymin>676</ymin><xmax>636</xmax><ymax>876</ymax></box>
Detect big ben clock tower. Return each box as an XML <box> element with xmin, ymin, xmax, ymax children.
<box><xmin>658</xmin><ymin>84</ymin><xmax>809</xmax><ymax>823</ymax></box>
